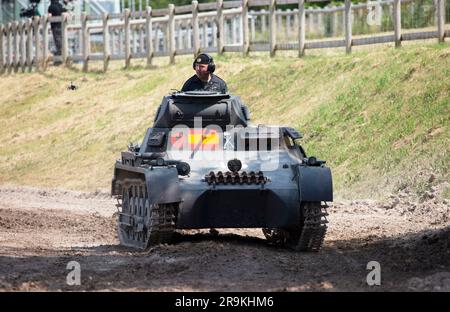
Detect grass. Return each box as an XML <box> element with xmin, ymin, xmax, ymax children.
<box><xmin>0</xmin><ymin>42</ymin><xmax>449</xmax><ymax>199</ymax></box>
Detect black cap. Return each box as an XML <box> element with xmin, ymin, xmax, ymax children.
<box><xmin>194</xmin><ymin>53</ymin><xmax>212</xmax><ymax>65</ymax></box>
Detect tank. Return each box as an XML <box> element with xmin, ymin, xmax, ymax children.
<box><xmin>111</xmin><ymin>91</ymin><xmax>333</xmax><ymax>251</ymax></box>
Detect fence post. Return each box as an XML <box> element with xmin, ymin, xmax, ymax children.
<box><xmin>192</xmin><ymin>1</ymin><xmax>199</xmax><ymax>56</ymax></box>
<box><xmin>61</xmin><ymin>13</ymin><xmax>68</xmax><ymax>66</ymax></box>
<box><xmin>187</xmin><ymin>25</ymin><xmax>192</xmax><ymax>49</ymax></box>
<box><xmin>437</xmin><ymin>0</ymin><xmax>445</xmax><ymax>43</ymax></box>
<box><xmin>231</xmin><ymin>15</ymin><xmax>237</xmax><ymax>44</ymax></box>
<box><xmin>333</xmin><ymin>6</ymin><xmax>339</xmax><ymax>36</ymax></box>
<box><xmin>294</xmin><ymin>7</ymin><xmax>299</xmax><ymax>30</ymax></box>
<box><xmin>344</xmin><ymin>0</ymin><xmax>352</xmax><ymax>54</ymax></box>
<box><xmin>311</xmin><ymin>12</ymin><xmax>317</xmax><ymax>36</ymax></box>
<box><xmin>318</xmin><ymin>11</ymin><xmax>324</xmax><ymax>36</ymax></box>
<box><xmin>42</xmin><ymin>15</ymin><xmax>49</xmax><ymax>70</ymax></box>
<box><xmin>176</xmin><ymin>21</ymin><xmax>182</xmax><ymax>49</ymax></box>
<box><xmin>393</xmin><ymin>0</ymin><xmax>401</xmax><ymax>48</ymax></box>
<box><xmin>242</xmin><ymin>0</ymin><xmax>249</xmax><ymax>55</ymax></box>
<box><xmin>307</xmin><ymin>12</ymin><xmax>312</xmax><ymax>34</ymax></box>
<box><xmin>132</xmin><ymin>24</ymin><xmax>137</xmax><ymax>54</ymax></box>
<box><xmin>6</xmin><ymin>23</ymin><xmax>12</xmax><ymax>73</ymax></box>
<box><xmin>269</xmin><ymin>0</ymin><xmax>276</xmax><ymax>57</ymax></box>
<box><xmin>202</xmin><ymin>20</ymin><xmax>207</xmax><ymax>47</ymax></box>
<box><xmin>298</xmin><ymin>0</ymin><xmax>305</xmax><ymax>57</ymax></box>
<box><xmin>212</xmin><ymin>18</ymin><xmax>217</xmax><ymax>47</ymax></box>
<box><xmin>286</xmin><ymin>9</ymin><xmax>291</xmax><ymax>39</ymax></box>
<box><xmin>111</xmin><ymin>28</ymin><xmax>116</xmax><ymax>55</ymax></box>
<box><xmin>139</xmin><ymin>25</ymin><xmax>144</xmax><ymax>54</ymax></box>
<box><xmin>103</xmin><ymin>12</ymin><xmax>110</xmax><ymax>72</ymax></box>
<box><xmin>145</xmin><ymin>6</ymin><xmax>153</xmax><ymax>67</ymax></box>
<box><xmin>33</xmin><ymin>17</ymin><xmax>42</xmax><ymax>71</ymax></box>
<box><xmin>19</xmin><ymin>20</ymin><xmax>26</xmax><ymax>73</ymax></box>
<box><xmin>82</xmin><ymin>12</ymin><xmax>89</xmax><ymax>72</ymax></box>
<box><xmin>13</xmin><ymin>21</ymin><xmax>19</xmax><ymax>73</ymax></box>
<box><xmin>261</xmin><ymin>9</ymin><xmax>266</xmax><ymax>34</ymax></box>
<box><xmin>0</xmin><ymin>24</ymin><xmax>4</xmax><ymax>74</ymax></box>
<box><xmin>13</xmin><ymin>22</ymin><xmax>18</xmax><ymax>73</ymax></box>
<box><xmin>118</xmin><ymin>28</ymin><xmax>123</xmax><ymax>55</ymax></box>
<box><xmin>250</xmin><ymin>11</ymin><xmax>255</xmax><ymax>42</ymax></box>
<box><xmin>163</xmin><ymin>21</ymin><xmax>168</xmax><ymax>52</ymax></box>
<box><xmin>26</xmin><ymin>19</ymin><xmax>33</xmax><ymax>72</ymax></box>
<box><xmin>163</xmin><ymin>22</ymin><xmax>168</xmax><ymax>52</ymax></box>
<box><xmin>124</xmin><ymin>9</ymin><xmax>131</xmax><ymax>68</ymax></box>
<box><xmin>168</xmin><ymin>4</ymin><xmax>176</xmax><ymax>64</ymax></box>
<box><xmin>154</xmin><ymin>24</ymin><xmax>160</xmax><ymax>53</ymax></box>
<box><xmin>277</xmin><ymin>10</ymin><xmax>282</xmax><ymax>33</ymax></box>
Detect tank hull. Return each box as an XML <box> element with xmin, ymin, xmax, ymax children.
<box><xmin>111</xmin><ymin>92</ymin><xmax>333</xmax><ymax>251</ymax></box>
<box><xmin>112</xmin><ymin>161</ymin><xmax>332</xmax><ymax>229</ymax></box>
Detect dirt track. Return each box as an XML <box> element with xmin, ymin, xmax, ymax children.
<box><xmin>0</xmin><ymin>185</ymin><xmax>449</xmax><ymax>292</ymax></box>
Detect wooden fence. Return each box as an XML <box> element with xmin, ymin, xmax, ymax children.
<box><xmin>0</xmin><ymin>0</ymin><xmax>448</xmax><ymax>74</ymax></box>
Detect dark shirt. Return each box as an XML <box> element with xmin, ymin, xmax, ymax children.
<box><xmin>181</xmin><ymin>74</ymin><xmax>228</xmax><ymax>94</ymax></box>
<box><xmin>48</xmin><ymin>2</ymin><xmax>67</xmax><ymax>26</ymax></box>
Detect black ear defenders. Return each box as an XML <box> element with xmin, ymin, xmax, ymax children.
<box><xmin>193</xmin><ymin>53</ymin><xmax>216</xmax><ymax>73</ymax></box>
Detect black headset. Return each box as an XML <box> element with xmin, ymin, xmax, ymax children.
<box><xmin>193</xmin><ymin>53</ymin><xmax>215</xmax><ymax>73</ymax></box>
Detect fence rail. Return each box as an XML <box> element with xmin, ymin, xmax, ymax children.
<box><xmin>0</xmin><ymin>0</ymin><xmax>448</xmax><ymax>74</ymax></box>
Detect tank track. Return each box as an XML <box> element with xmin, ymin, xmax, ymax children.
<box><xmin>263</xmin><ymin>202</ymin><xmax>328</xmax><ymax>252</ymax></box>
<box><xmin>116</xmin><ymin>179</ymin><xmax>177</xmax><ymax>250</ymax></box>
<box><xmin>294</xmin><ymin>202</ymin><xmax>329</xmax><ymax>252</ymax></box>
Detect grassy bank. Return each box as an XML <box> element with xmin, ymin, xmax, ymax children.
<box><xmin>0</xmin><ymin>42</ymin><xmax>448</xmax><ymax>199</ymax></box>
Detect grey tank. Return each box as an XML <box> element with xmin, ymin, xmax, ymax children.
<box><xmin>111</xmin><ymin>91</ymin><xmax>332</xmax><ymax>251</ymax></box>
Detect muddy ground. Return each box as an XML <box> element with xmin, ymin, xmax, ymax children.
<box><xmin>0</xmin><ymin>185</ymin><xmax>449</xmax><ymax>292</ymax></box>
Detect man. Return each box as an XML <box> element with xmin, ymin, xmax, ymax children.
<box><xmin>48</xmin><ymin>0</ymin><xmax>67</xmax><ymax>58</ymax></box>
<box><xmin>19</xmin><ymin>0</ymin><xmax>41</xmax><ymax>18</ymax></box>
<box><xmin>181</xmin><ymin>53</ymin><xmax>228</xmax><ymax>94</ymax></box>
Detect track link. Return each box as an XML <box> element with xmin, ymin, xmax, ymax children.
<box><xmin>295</xmin><ymin>202</ymin><xmax>329</xmax><ymax>252</ymax></box>
<box><xmin>116</xmin><ymin>179</ymin><xmax>177</xmax><ymax>250</ymax></box>
<box><xmin>263</xmin><ymin>202</ymin><xmax>328</xmax><ymax>252</ymax></box>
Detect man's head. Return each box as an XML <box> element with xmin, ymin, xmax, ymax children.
<box><xmin>193</xmin><ymin>53</ymin><xmax>215</xmax><ymax>81</ymax></box>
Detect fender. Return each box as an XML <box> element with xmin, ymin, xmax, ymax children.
<box><xmin>111</xmin><ymin>165</ymin><xmax>181</xmax><ymax>205</ymax></box>
<box><xmin>144</xmin><ymin>167</ymin><xmax>181</xmax><ymax>205</ymax></box>
<box><xmin>298</xmin><ymin>166</ymin><xmax>333</xmax><ymax>202</ymax></box>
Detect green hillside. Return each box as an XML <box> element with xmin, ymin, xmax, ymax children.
<box><xmin>0</xmin><ymin>43</ymin><xmax>448</xmax><ymax>199</ymax></box>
